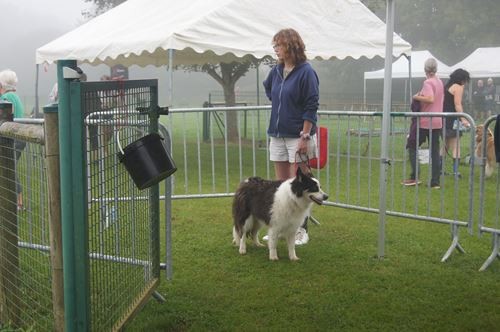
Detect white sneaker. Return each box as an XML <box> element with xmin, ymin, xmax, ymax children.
<box><xmin>263</xmin><ymin>228</ymin><xmax>309</xmax><ymax>245</ymax></box>
<box><xmin>295</xmin><ymin>227</ymin><xmax>309</xmax><ymax>246</ymax></box>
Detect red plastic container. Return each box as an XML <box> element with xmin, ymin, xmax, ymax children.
<box><xmin>310</xmin><ymin>126</ymin><xmax>328</xmax><ymax>169</ymax></box>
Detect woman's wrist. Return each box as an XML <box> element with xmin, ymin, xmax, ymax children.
<box><xmin>299</xmin><ymin>131</ymin><xmax>311</xmax><ymax>140</ymax></box>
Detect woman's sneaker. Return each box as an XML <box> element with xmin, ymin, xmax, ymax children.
<box><xmin>295</xmin><ymin>227</ymin><xmax>309</xmax><ymax>245</ymax></box>
<box><xmin>401</xmin><ymin>179</ymin><xmax>421</xmax><ymax>186</ymax></box>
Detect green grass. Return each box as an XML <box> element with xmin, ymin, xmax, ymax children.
<box><xmin>125</xmin><ymin>198</ymin><xmax>500</xmax><ymax>331</ymax></box>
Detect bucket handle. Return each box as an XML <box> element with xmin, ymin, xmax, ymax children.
<box><xmin>116</xmin><ymin>128</ymin><xmax>163</xmax><ymax>155</ymax></box>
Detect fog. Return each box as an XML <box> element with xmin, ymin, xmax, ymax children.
<box><xmin>2</xmin><ymin>0</ymin><xmax>263</xmax><ymax>112</ymax></box>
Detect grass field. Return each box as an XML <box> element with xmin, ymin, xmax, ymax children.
<box><xmin>125</xmin><ymin>197</ymin><xmax>500</xmax><ymax>331</ymax></box>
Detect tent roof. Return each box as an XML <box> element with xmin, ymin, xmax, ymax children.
<box><xmin>451</xmin><ymin>47</ymin><xmax>500</xmax><ymax>78</ymax></box>
<box><xmin>36</xmin><ymin>0</ymin><xmax>411</xmax><ymax>67</ymax></box>
<box><xmin>364</xmin><ymin>50</ymin><xmax>453</xmax><ymax>80</ymax></box>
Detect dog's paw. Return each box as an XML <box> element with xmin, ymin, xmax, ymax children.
<box><xmin>239</xmin><ymin>249</ymin><xmax>247</xmax><ymax>255</ymax></box>
<box><xmin>269</xmin><ymin>255</ymin><xmax>279</xmax><ymax>261</ymax></box>
<box><xmin>289</xmin><ymin>256</ymin><xmax>300</xmax><ymax>261</ymax></box>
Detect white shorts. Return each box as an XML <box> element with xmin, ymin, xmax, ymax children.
<box><xmin>269</xmin><ymin>136</ymin><xmax>317</xmax><ymax>163</ymax></box>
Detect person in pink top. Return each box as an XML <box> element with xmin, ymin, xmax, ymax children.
<box><xmin>402</xmin><ymin>58</ymin><xmax>444</xmax><ymax>189</ymax></box>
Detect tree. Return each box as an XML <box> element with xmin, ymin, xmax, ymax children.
<box><xmin>201</xmin><ymin>61</ymin><xmax>254</xmax><ymax>139</ymax></box>
<box><xmin>83</xmin><ymin>0</ymin><xmax>126</xmax><ymax>18</ymax></box>
<box><xmin>361</xmin><ymin>0</ymin><xmax>500</xmax><ymax>64</ymax></box>
<box><xmin>321</xmin><ymin>0</ymin><xmax>500</xmax><ymax>104</ymax></box>
<box><xmin>394</xmin><ymin>0</ymin><xmax>500</xmax><ymax>64</ymax></box>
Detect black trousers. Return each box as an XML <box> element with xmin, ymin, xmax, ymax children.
<box><xmin>408</xmin><ymin>128</ymin><xmax>441</xmax><ymax>186</ymax></box>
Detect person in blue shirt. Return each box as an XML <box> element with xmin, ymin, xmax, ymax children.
<box><xmin>263</xmin><ymin>28</ymin><xmax>320</xmax><ymax>245</ymax></box>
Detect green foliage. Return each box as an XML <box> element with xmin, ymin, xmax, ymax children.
<box><xmin>83</xmin><ymin>0</ymin><xmax>126</xmax><ymax>18</ymax></box>
<box><xmin>321</xmin><ymin>0</ymin><xmax>500</xmax><ymax>101</ymax></box>
<box><xmin>394</xmin><ymin>0</ymin><xmax>500</xmax><ymax>64</ymax></box>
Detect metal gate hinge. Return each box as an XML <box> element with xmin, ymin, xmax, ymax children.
<box><xmin>157</xmin><ymin>106</ymin><xmax>169</xmax><ymax>115</ymax></box>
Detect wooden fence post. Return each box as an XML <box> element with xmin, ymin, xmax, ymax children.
<box><xmin>44</xmin><ymin>104</ymin><xmax>64</xmax><ymax>331</ymax></box>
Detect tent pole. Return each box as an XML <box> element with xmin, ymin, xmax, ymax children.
<box><xmin>363</xmin><ymin>77</ymin><xmax>366</xmax><ymax>110</ymax></box>
<box><xmin>256</xmin><ymin>63</ymin><xmax>260</xmax><ymax>106</ymax></box>
<box><xmin>407</xmin><ymin>54</ymin><xmax>413</xmax><ymax>102</ymax></box>
<box><xmin>168</xmin><ymin>49</ymin><xmax>174</xmax><ymax>106</ymax></box>
<box><xmin>378</xmin><ymin>0</ymin><xmax>395</xmax><ymax>259</ymax></box>
<box><xmin>256</xmin><ymin>63</ymin><xmax>261</xmax><ymax>138</ymax></box>
<box><xmin>35</xmin><ymin>64</ymin><xmax>40</xmax><ymax>117</ymax></box>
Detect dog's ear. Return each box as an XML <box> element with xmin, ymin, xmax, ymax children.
<box><xmin>296</xmin><ymin>166</ymin><xmax>313</xmax><ymax>179</ymax></box>
<box><xmin>296</xmin><ymin>166</ymin><xmax>304</xmax><ymax>179</ymax></box>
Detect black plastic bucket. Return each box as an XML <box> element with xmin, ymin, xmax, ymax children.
<box><xmin>118</xmin><ymin>133</ymin><xmax>177</xmax><ymax>190</ymax></box>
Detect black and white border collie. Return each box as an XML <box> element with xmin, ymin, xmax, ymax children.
<box><xmin>232</xmin><ymin>168</ymin><xmax>328</xmax><ymax>261</ymax></box>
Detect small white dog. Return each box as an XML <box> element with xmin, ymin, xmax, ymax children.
<box><xmin>232</xmin><ymin>168</ymin><xmax>328</xmax><ymax>261</ymax></box>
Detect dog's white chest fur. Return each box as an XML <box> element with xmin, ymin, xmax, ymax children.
<box><xmin>270</xmin><ymin>182</ymin><xmax>312</xmax><ymax>236</ymax></box>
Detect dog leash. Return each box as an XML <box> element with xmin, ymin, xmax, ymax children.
<box><xmin>294</xmin><ymin>151</ymin><xmax>313</xmax><ymax>173</ymax></box>
<box><xmin>294</xmin><ymin>151</ymin><xmax>321</xmax><ymax>226</ymax></box>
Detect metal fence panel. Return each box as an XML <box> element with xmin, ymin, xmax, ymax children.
<box><xmin>477</xmin><ymin>116</ymin><xmax>500</xmax><ymax>270</ymax></box>
<box><xmin>164</xmin><ymin>106</ymin><xmax>476</xmax><ymax>261</ymax></box>
<box><xmin>80</xmin><ymin>79</ymin><xmax>161</xmax><ymax>331</ymax></box>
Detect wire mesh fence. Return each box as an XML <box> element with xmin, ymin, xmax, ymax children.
<box><xmin>81</xmin><ymin>80</ymin><xmax>160</xmax><ymax>331</ymax></box>
<box><xmin>0</xmin><ymin>120</ymin><xmax>54</xmax><ymax>331</ymax></box>
<box><xmin>1</xmin><ymin>79</ymin><xmax>163</xmax><ymax>331</ymax></box>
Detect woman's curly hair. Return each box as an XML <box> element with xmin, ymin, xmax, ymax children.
<box><xmin>272</xmin><ymin>28</ymin><xmax>307</xmax><ymax>65</ymax></box>
<box><xmin>448</xmin><ymin>68</ymin><xmax>470</xmax><ymax>86</ymax></box>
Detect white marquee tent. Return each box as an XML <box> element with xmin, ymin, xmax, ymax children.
<box><xmin>36</xmin><ymin>0</ymin><xmax>410</xmax><ymax>259</ymax></box>
<box><xmin>451</xmin><ymin>47</ymin><xmax>500</xmax><ymax>78</ymax></box>
<box><xmin>364</xmin><ymin>50</ymin><xmax>453</xmax><ymax>80</ymax></box>
<box><xmin>36</xmin><ymin>0</ymin><xmax>411</xmax><ymax>66</ymax></box>
<box><xmin>363</xmin><ymin>50</ymin><xmax>453</xmax><ymax>103</ymax></box>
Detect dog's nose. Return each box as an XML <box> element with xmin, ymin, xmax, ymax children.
<box><xmin>323</xmin><ymin>194</ymin><xmax>329</xmax><ymax>201</ymax></box>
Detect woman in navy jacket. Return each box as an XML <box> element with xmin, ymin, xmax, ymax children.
<box><xmin>263</xmin><ymin>28</ymin><xmax>320</xmax><ymax>245</ymax></box>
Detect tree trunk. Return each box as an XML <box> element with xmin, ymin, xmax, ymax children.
<box><xmin>223</xmin><ymin>82</ymin><xmax>238</xmax><ymax>140</ymax></box>
<box><xmin>204</xmin><ymin>62</ymin><xmax>252</xmax><ymax>142</ymax></box>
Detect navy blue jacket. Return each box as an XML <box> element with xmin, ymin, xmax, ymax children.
<box><xmin>263</xmin><ymin>62</ymin><xmax>319</xmax><ymax>137</ymax></box>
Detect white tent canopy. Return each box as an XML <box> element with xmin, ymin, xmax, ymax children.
<box><xmin>363</xmin><ymin>50</ymin><xmax>453</xmax><ymax>104</ymax></box>
<box><xmin>36</xmin><ymin>0</ymin><xmax>411</xmax><ymax>67</ymax></box>
<box><xmin>364</xmin><ymin>50</ymin><xmax>453</xmax><ymax>80</ymax></box>
<box><xmin>451</xmin><ymin>47</ymin><xmax>500</xmax><ymax>78</ymax></box>
<box><xmin>36</xmin><ymin>0</ymin><xmax>408</xmax><ymax>259</ymax></box>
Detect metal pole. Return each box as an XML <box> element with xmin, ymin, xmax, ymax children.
<box><xmin>35</xmin><ymin>64</ymin><xmax>40</xmax><ymax>117</ymax></box>
<box><xmin>408</xmin><ymin>55</ymin><xmax>413</xmax><ymax>98</ymax></box>
<box><xmin>58</xmin><ymin>59</ymin><xmax>90</xmax><ymax>331</ymax></box>
<box><xmin>363</xmin><ymin>78</ymin><xmax>367</xmax><ymax>109</ymax></box>
<box><xmin>168</xmin><ymin>49</ymin><xmax>174</xmax><ymax>106</ymax></box>
<box><xmin>160</xmin><ymin>124</ymin><xmax>173</xmax><ymax>280</ymax></box>
<box><xmin>377</xmin><ymin>0</ymin><xmax>395</xmax><ymax>258</ymax></box>
<box><xmin>149</xmin><ymin>85</ymin><xmax>161</xmax><ymax>279</ymax></box>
